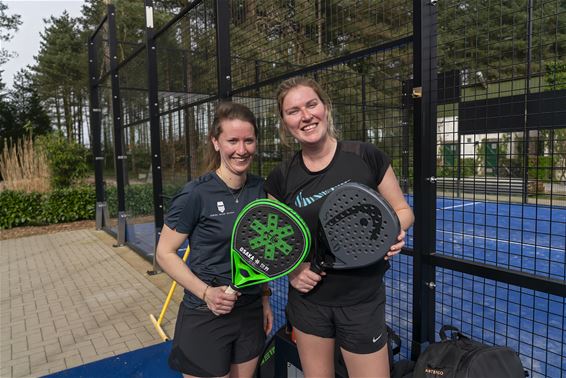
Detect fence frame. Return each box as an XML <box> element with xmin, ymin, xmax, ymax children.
<box><xmin>88</xmin><ymin>0</ymin><xmax>566</xmax><ymax>373</ymax></box>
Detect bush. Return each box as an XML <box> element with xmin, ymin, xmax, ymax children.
<box><xmin>437</xmin><ymin>158</ymin><xmax>475</xmax><ymax>178</ymax></box>
<box><xmin>105</xmin><ymin>183</ymin><xmax>155</xmax><ymax>218</ymax></box>
<box><xmin>0</xmin><ymin>191</ymin><xmax>43</xmax><ymax>229</ymax></box>
<box><xmin>0</xmin><ymin>186</ymin><xmax>96</xmax><ymax>229</ymax></box>
<box><xmin>528</xmin><ymin>156</ymin><xmax>553</xmax><ymax>181</ymax></box>
<box><xmin>41</xmin><ymin>186</ymin><xmax>96</xmax><ymax>224</ymax></box>
<box><xmin>38</xmin><ymin>134</ymin><xmax>89</xmax><ymax>189</ymax></box>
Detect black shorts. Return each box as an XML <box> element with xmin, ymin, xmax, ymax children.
<box><xmin>168</xmin><ymin>298</ymin><xmax>265</xmax><ymax>377</ymax></box>
<box><xmin>286</xmin><ymin>284</ymin><xmax>387</xmax><ymax>354</ymax></box>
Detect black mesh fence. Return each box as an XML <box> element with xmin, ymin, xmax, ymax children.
<box><xmin>89</xmin><ymin>0</ymin><xmax>566</xmax><ymax>376</ymax></box>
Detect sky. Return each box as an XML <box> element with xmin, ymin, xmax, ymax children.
<box><xmin>2</xmin><ymin>0</ymin><xmax>85</xmax><ymax>89</ymax></box>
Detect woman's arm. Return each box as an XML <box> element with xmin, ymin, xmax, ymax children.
<box><xmin>377</xmin><ymin>166</ymin><xmax>415</xmax><ymax>259</ymax></box>
<box><xmin>156</xmin><ymin>224</ymin><xmax>238</xmax><ymax>315</ymax></box>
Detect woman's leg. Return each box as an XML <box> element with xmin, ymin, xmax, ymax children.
<box><xmin>294</xmin><ymin>327</ymin><xmax>335</xmax><ymax>378</ymax></box>
<box><xmin>229</xmin><ymin>356</ymin><xmax>260</xmax><ymax>378</ymax></box>
<box><xmin>341</xmin><ymin>343</ymin><xmax>390</xmax><ymax>378</ymax></box>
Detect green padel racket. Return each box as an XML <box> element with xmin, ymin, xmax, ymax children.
<box><xmin>225</xmin><ymin>199</ymin><xmax>310</xmax><ymax>294</ymax></box>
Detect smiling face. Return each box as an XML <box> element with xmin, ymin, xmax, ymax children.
<box><xmin>281</xmin><ymin>85</ymin><xmax>329</xmax><ymax>146</ymax></box>
<box><xmin>212</xmin><ymin>118</ymin><xmax>257</xmax><ymax>177</ymax></box>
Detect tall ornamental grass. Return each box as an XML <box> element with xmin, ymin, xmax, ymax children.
<box><xmin>0</xmin><ymin>135</ymin><xmax>50</xmax><ymax>193</ymax></box>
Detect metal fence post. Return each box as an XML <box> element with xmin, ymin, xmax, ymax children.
<box><xmin>215</xmin><ymin>0</ymin><xmax>231</xmax><ymax>100</ymax></box>
<box><xmin>411</xmin><ymin>0</ymin><xmax>438</xmax><ymax>360</ymax></box>
<box><xmin>108</xmin><ymin>4</ymin><xmax>127</xmax><ymax>246</ymax></box>
<box><xmin>145</xmin><ymin>0</ymin><xmax>165</xmax><ymax>273</ymax></box>
<box><xmin>88</xmin><ymin>32</ymin><xmax>108</xmax><ymax>230</ymax></box>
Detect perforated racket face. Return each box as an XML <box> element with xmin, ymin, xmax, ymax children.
<box><xmin>318</xmin><ymin>183</ymin><xmax>400</xmax><ymax>269</ymax></box>
<box><xmin>231</xmin><ymin>199</ymin><xmax>310</xmax><ymax>288</ymax></box>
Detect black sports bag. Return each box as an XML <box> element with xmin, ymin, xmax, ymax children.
<box><xmin>413</xmin><ymin>325</ymin><xmax>526</xmax><ymax>378</ymax></box>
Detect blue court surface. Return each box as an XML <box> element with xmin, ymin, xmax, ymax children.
<box><xmin>99</xmin><ymin>196</ymin><xmax>564</xmax><ymax>377</ymax></box>
<box><xmin>43</xmin><ymin>341</ymin><xmax>180</xmax><ymax>378</ymax></box>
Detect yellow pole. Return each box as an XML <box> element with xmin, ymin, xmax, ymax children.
<box><xmin>150</xmin><ymin>246</ymin><xmax>190</xmax><ymax>341</ymax></box>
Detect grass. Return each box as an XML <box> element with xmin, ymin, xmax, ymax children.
<box><xmin>0</xmin><ymin>135</ymin><xmax>50</xmax><ymax>193</ymax></box>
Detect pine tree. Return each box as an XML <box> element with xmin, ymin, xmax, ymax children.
<box><xmin>0</xmin><ymin>0</ymin><xmax>22</xmax><ymax>66</ymax></box>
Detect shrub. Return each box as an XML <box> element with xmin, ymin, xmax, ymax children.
<box><xmin>0</xmin><ymin>186</ymin><xmax>96</xmax><ymax>229</ymax></box>
<box><xmin>0</xmin><ymin>191</ymin><xmax>43</xmax><ymax>229</ymax></box>
<box><xmin>41</xmin><ymin>186</ymin><xmax>96</xmax><ymax>224</ymax></box>
<box><xmin>436</xmin><ymin>158</ymin><xmax>475</xmax><ymax>178</ymax></box>
<box><xmin>38</xmin><ymin>134</ymin><xmax>89</xmax><ymax>189</ymax></box>
<box><xmin>104</xmin><ymin>183</ymin><xmax>155</xmax><ymax>218</ymax></box>
<box><xmin>528</xmin><ymin>156</ymin><xmax>553</xmax><ymax>181</ymax></box>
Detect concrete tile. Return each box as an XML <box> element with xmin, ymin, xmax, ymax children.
<box><xmin>0</xmin><ymin>366</ymin><xmax>11</xmax><ymax>378</ymax></box>
<box><xmin>11</xmin><ymin>361</ymin><xmax>30</xmax><ymax>378</ymax></box>
<box><xmin>29</xmin><ymin>351</ymin><xmax>47</xmax><ymax>368</ymax></box>
<box><xmin>65</xmin><ymin>354</ymin><xmax>84</xmax><ymax>369</ymax></box>
<box><xmin>43</xmin><ymin>341</ymin><xmax>62</xmax><ymax>357</ymax></box>
<box><xmin>78</xmin><ymin>344</ymin><xmax>97</xmax><ymax>359</ymax></box>
<box><xmin>2</xmin><ymin>229</ymin><xmax>181</xmax><ymax>376</ymax></box>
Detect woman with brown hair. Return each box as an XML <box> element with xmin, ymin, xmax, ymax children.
<box><xmin>157</xmin><ymin>101</ymin><xmax>273</xmax><ymax>378</ymax></box>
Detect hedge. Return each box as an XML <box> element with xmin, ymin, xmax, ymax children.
<box><xmin>1</xmin><ymin>183</ymin><xmax>185</xmax><ymax>230</ymax></box>
<box><xmin>0</xmin><ymin>186</ymin><xmax>96</xmax><ymax>229</ymax></box>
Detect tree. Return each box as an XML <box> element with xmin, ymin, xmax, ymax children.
<box><xmin>33</xmin><ymin>12</ymin><xmax>85</xmax><ymax>142</ymax></box>
<box><xmin>438</xmin><ymin>0</ymin><xmax>566</xmax><ymax>83</ymax></box>
<box><xmin>11</xmin><ymin>68</ymin><xmax>51</xmax><ymax>136</ymax></box>
<box><xmin>0</xmin><ymin>75</ymin><xmax>16</xmax><ymax>150</ymax></box>
<box><xmin>0</xmin><ymin>0</ymin><xmax>22</xmax><ymax>66</ymax></box>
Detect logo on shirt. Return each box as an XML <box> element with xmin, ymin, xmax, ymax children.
<box><xmin>217</xmin><ymin>201</ymin><xmax>225</xmax><ymax>213</ymax></box>
<box><xmin>294</xmin><ymin>180</ymin><xmax>351</xmax><ymax>208</ymax></box>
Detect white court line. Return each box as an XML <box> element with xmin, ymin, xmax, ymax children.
<box><xmin>438</xmin><ymin>230</ymin><xmax>565</xmax><ymax>253</ymax></box>
<box><xmin>439</xmin><ymin>201</ymin><xmax>481</xmax><ymax>210</ymax></box>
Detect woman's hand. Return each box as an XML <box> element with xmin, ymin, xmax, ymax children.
<box><xmin>204</xmin><ymin>286</ymin><xmax>239</xmax><ymax>315</ymax></box>
<box><xmin>384</xmin><ymin>229</ymin><xmax>406</xmax><ymax>261</ymax></box>
<box><xmin>289</xmin><ymin>263</ymin><xmax>325</xmax><ymax>293</ymax></box>
<box><xmin>262</xmin><ymin>297</ymin><xmax>273</xmax><ymax>335</ymax></box>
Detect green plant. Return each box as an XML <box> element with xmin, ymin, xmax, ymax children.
<box><xmin>436</xmin><ymin>158</ymin><xmax>476</xmax><ymax>178</ymax></box>
<box><xmin>0</xmin><ymin>190</ymin><xmax>43</xmax><ymax>229</ymax></box>
<box><xmin>528</xmin><ymin>156</ymin><xmax>553</xmax><ymax>181</ymax></box>
<box><xmin>41</xmin><ymin>186</ymin><xmax>96</xmax><ymax>224</ymax></box>
<box><xmin>37</xmin><ymin>133</ymin><xmax>89</xmax><ymax>189</ymax></box>
<box><xmin>104</xmin><ymin>183</ymin><xmax>155</xmax><ymax>218</ymax></box>
<box><xmin>545</xmin><ymin>62</ymin><xmax>566</xmax><ymax>90</ymax></box>
<box><xmin>0</xmin><ymin>186</ymin><xmax>96</xmax><ymax>229</ymax></box>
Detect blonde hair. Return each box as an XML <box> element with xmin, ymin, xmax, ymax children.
<box><xmin>275</xmin><ymin>76</ymin><xmax>337</xmax><ymax>146</ymax></box>
<box><xmin>204</xmin><ymin>101</ymin><xmax>258</xmax><ymax>172</ymax></box>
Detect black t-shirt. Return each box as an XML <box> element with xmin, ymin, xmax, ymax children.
<box><xmin>166</xmin><ymin>171</ymin><xmax>265</xmax><ymax>308</ymax></box>
<box><xmin>265</xmin><ymin>141</ymin><xmax>391</xmax><ymax>306</ymax></box>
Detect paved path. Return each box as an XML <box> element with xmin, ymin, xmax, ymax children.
<box><xmin>0</xmin><ymin>229</ymin><xmax>180</xmax><ymax>378</ymax></box>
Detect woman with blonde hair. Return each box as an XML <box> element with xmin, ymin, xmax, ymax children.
<box><xmin>266</xmin><ymin>77</ymin><xmax>414</xmax><ymax>377</ymax></box>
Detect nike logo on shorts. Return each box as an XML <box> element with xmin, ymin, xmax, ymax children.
<box><xmin>372</xmin><ymin>333</ymin><xmax>383</xmax><ymax>343</ymax></box>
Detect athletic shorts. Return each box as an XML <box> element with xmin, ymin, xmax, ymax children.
<box><xmin>286</xmin><ymin>284</ymin><xmax>387</xmax><ymax>354</ymax></box>
<box><xmin>168</xmin><ymin>298</ymin><xmax>265</xmax><ymax>377</ymax></box>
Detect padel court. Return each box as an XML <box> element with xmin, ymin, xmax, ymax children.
<box><xmin>83</xmin><ymin>0</ymin><xmax>566</xmax><ymax>376</ymax></box>
<box><xmin>44</xmin><ymin>197</ymin><xmax>563</xmax><ymax>377</ymax></box>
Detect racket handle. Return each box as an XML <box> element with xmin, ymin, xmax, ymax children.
<box><xmin>224</xmin><ymin>285</ymin><xmax>237</xmax><ymax>295</ymax></box>
<box><xmin>309</xmin><ymin>260</ymin><xmax>324</xmax><ymax>274</ymax></box>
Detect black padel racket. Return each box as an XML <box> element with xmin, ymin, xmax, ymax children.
<box><xmin>312</xmin><ymin>182</ymin><xmax>400</xmax><ymax>272</ymax></box>
<box><xmin>226</xmin><ymin>199</ymin><xmax>310</xmax><ymax>294</ymax></box>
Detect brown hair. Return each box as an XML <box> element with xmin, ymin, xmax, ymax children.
<box><xmin>275</xmin><ymin>76</ymin><xmax>337</xmax><ymax>146</ymax></box>
<box><xmin>204</xmin><ymin>101</ymin><xmax>258</xmax><ymax>172</ymax></box>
